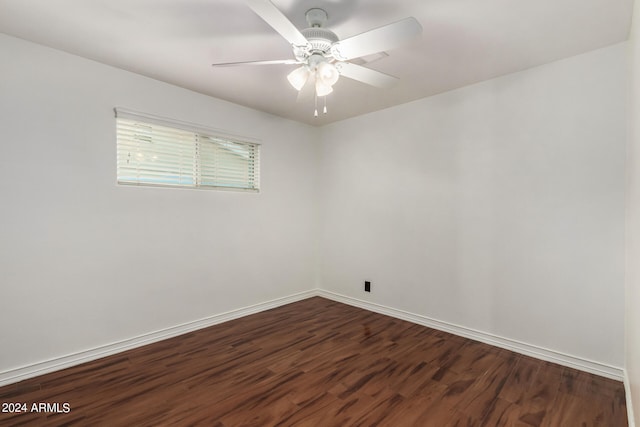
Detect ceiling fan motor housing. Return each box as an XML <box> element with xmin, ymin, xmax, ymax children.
<box><xmin>302</xmin><ymin>28</ymin><xmax>338</xmax><ymax>53</ymax></box>
<box><xmin>292</xmin><ymin>8</ymin><xmax>338</xmax><ymax>62</ymax></box>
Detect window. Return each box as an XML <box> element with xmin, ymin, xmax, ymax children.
<box><xmin>115</xmin><ymin>109</ymin><xmax>260</xmax><ymax>192</ymax></box>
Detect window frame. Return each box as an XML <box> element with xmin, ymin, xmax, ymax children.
<box><xmin>115</xmin><ymin>108</ymin><xmax>260</xmax><ymax>193</ymax></box>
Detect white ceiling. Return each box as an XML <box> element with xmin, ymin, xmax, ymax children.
<box><xmin>0</xmin><ymin>0</ymin><xmax>633</xmax><ymax>126</ymax></box>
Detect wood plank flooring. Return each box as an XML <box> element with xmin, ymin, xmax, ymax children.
<box><xmin>0</xmin><ymin>297</ymin><xmax>627</xmax><ymax>426</ymax></box>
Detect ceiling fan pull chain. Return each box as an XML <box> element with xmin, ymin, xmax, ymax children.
<box><xmin>323</xmin><ymin>96</ymin><xmax>327</xmax><ymax>114</ymax></box>
<box><xmin>314</xmin><ymin>93</ymin><xmax>318</xmax><ymax>117</ymax></box>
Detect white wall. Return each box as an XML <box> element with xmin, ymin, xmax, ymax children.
<box><xmin>0</xmin><ymin>34</ymin><xmax>319</xmax><ymax>373</ymax></box>
<box><xmin>627</xmin><ymin>0</ymin><xmax>640</xmax><ymax>423</ymax></box>
<box><xmin>0</xmin><ymin>31</ymin><xmax>630</xmax><ymax>388</ymax></box>
<box><xmin>319</xmin><ymin>44</ymin><xmax>627</xmax><ymax>368</ymax></box>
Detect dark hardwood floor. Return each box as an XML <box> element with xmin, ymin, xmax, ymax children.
<box><xmin>0</xmin><ymin>297</ymin><xmax>627</xmax><ymax>426</ymax></box>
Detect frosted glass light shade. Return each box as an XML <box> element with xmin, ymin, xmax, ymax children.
<box><xmin>287</xmin><ymin>66</ymin><xmax>310</xmax><ymax>91</ymax></box>
<box><xmin>315</xmin><ymin>79</ymin><xmax>333</xmax><ymax>97</ymax></box>
<box><xmin>316</xmin><ymin>61</ymin><xmax>339</xmax><ymax>86</ymax></box>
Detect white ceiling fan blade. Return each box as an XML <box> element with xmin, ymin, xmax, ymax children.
<box><xmin>335</xmin><ymin>62</ymin><xmax>398</xmax><ymax>88</ymax></box>
<box><xmin>246</xmin><ymin>0</ymin><xmax>310</xmax><ymax>48</ymax></box>
<box><xmin>212</xmin><ymin>59</ymin><xmax>300</xmax><ymax>67</ymax></box>
<box><xmin>331</xmin><ymin>17</ymin><xmax>422</xmax><ymax>61</ymax></box>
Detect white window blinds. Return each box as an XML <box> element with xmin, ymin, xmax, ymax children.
<box><xmin>115</xmin><ymin>109</ymin><xmax>260</xmax><ymax>192</ymax></box>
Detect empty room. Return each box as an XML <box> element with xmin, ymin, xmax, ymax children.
<box><xmin>1</xmin><ymin>0</ymin><xmax>639</xmax><ymax>425</ymax></box>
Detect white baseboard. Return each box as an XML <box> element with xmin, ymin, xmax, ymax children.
<box><xmin>0</xmin><ymin>290</ymin><xmax>316</xmax><ymax>388</ymax></box>
<box><xmin>0</xmin><ymin>289</ymin><xmax>626</xmax><ymax>389</ymax></box>
<box><xmin>317</xmin><ymin>290</ymin><xmax>625</xmax><ymax>381</ymax></box>
<box><xmin>625</xmin><ymin>369</ymin><xmax>637</xmax><ymax>427</ymax></box>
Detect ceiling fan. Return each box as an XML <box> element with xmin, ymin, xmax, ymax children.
<box><xmin>212</xmin><ymin>0</ymin><xmax>423</xmax><ymax>116</ymax></box>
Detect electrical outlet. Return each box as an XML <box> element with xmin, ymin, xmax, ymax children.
<box><xmin>364</xmin><ymin>281</ymin><xmax>371</xmax><ymax>292</ymax></box>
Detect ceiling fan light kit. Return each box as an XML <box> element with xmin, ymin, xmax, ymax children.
<box><xmin>315</xmin><ymin>79</ymin><xmax>333</xmax><ymax>97</ymax></box>
<box><xmin>213</xmin><ymin>0</ymin><xmax>423</xmax><ymax>117</ymax></box>
<box><xmin>287</xmin><ymin>66</ymin><xmax>310</xmax><ymax>91</ymax></box>
<box><xmin>317</xmin><ymin>61</ymin><xmax>340</xmax><ymax>86</ymax></box>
